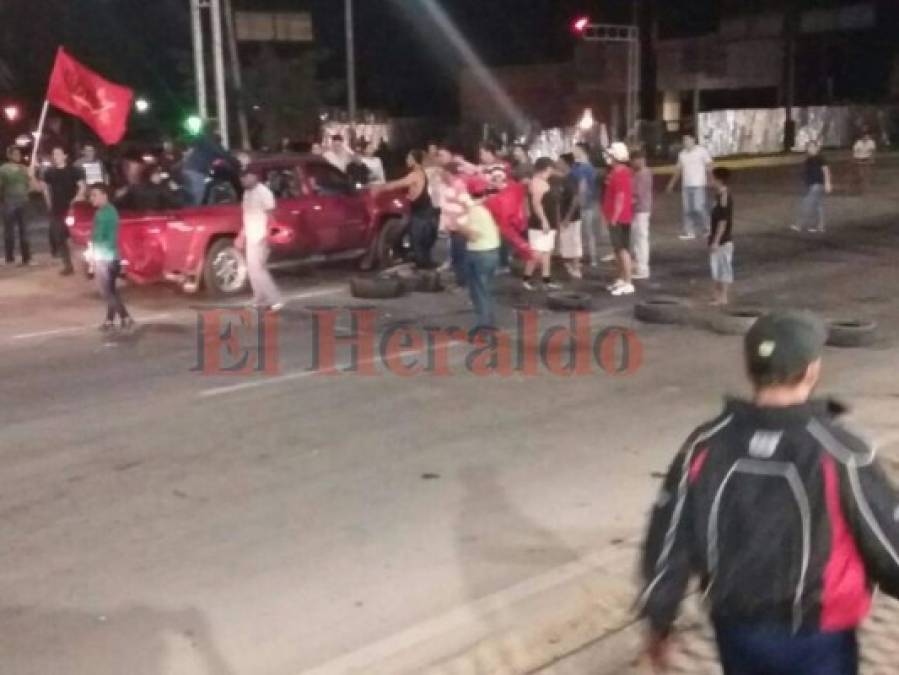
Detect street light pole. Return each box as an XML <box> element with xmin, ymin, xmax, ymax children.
<box><xmin>345</xmin><ymin>0</ymin><xmax>357</xmax><ymax>121</ymax></box>
<box><xmin>190</xmin><ymin>0</ymin><xmax>208</xmax><ymax>119</ymax></box>
<box><xmin>209</xmin><ymin>0</ymin><xmax>230</xmax><ymax>147</ymax></box>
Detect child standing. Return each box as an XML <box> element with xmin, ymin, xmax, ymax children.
<box><xmin>709</xmin><ymin>167</ymin><xmax>734</xmax><ymax>306</ymax></box>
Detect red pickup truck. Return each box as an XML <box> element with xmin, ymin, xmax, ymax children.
<box><xmin>68</xmin><ymin>154</ymin><xmax>409</xmax><ymax>296</ymax></box>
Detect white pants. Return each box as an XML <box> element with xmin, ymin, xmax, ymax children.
<box><xmin>558</xmin><ymin>220</ymin><xmax>583</xmax><ymax>259</ymax></box>
<box><xmin>631</xmin><ymin>212</ymin><xmax>651</xmax><ymax>277</ymax></box>
<box><xmin>246</xmin><ymin>240</ymin><xmax>282</xmax><ymax>306</ymax></box>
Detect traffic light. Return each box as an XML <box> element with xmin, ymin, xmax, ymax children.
<box><xmin>571</xmin><ymin>16</ymin><xmax>590</xmax><ymax>35</ymax></box>
<box><xmin>184</xmin><ymin>115</ymin><xmax>203</xmax><ymax>136</ymax></box>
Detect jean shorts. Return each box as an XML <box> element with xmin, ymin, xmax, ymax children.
<box><xmin>710</xmin><ymin>241</ymin><xmax>734</xmax><ymax>283</ymax></box>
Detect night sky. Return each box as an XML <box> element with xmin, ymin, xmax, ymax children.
<box><xmin>3</xmin><ymin>0</ymin><xmax>874</xmax><ymax>132</ymax></box>
<box><xmin>1</xmin><ymin>0</ymin><xmax>686</xmax><ymax>125</ymax></box>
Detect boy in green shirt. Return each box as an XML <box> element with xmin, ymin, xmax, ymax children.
<box><xmin>0</xmin><ymin>146</ymin><xmax>32</xmax><ymax>265</ymax></box>
<box><xmin>89</xmin><ymin>184</ymin><xmax>133</xmax><ymax>331</ymax></box>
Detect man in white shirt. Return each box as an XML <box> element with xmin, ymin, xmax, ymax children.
<box><xmin>666</xmin><ymin>133</ymin><xmax>713</xmax><ymax>240</ymax></box>
<box><xmin>238</xmin><ymin>168</ymin><xmax>283</xmax><ymax>311</ymax></box>
<box><xmin>323</xmin><ymin>135</ymin><xmax>353</xmax><ymax>173</ymax></box>
<box><xmin>852</xmin><ymin>131</ymin><xmax>876</xmax><ymax>194</ymax></box>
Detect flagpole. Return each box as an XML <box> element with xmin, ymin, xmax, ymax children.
<box><xmin>30</xmin><ymin>100</ymin><xmax>51</xmax><ymax>171</ymax></box>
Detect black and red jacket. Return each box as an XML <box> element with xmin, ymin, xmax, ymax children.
<box><xmin>640</xmin><ymin>398</ymin><xmax>899</xmax><ymax>635</ymax></box>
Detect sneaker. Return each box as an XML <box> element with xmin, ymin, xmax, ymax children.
<box><xmin>437</xmin><ymin>260</ymin><xmax>452</xmax><ymax>273</ymax></box>
<box><xmin>808</xmin><ymin>227</ymin><xmax>825</xmax><ymax>233</ymax></box>
<box><xmin>600</xmin><ymin>253</ymin><xmax>616</xmax><ymax>263</ymax></box>
<box><xmin>522</xmin><ymin>280</ymin><xmax>537</xmax><ymax>292</ymax></box>
<box><xmin>678</xmin><ymin>233</ymin><xmax>696</xmax><ymax>241</ymax></box>
<box><xmin>606</xmin><ymin>279</ymin><xmax>625</xmax><ymax>291</ymax></box>
<box><xmin>610</xmin><ymin>282</ymin><xmax>636</xmax><ymax>296</ymax></box>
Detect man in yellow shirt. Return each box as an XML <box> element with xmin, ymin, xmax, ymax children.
<box><xmin>456</xmin><ymin>187</ymin><xmax>501</xmax><ymax>332</ymax></box>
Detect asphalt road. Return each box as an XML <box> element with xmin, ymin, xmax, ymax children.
<box><xmin>2</xmin><ymin>158</ymin><xmax>899</xmax><ymax>674</ymax></box>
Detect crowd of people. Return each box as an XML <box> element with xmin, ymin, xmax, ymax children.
<box><xmin>330</xmin><ymin>132</ymin><xmax>720</xmax><ymax>331</ymax></box>
<box><xmin>0</xmin><ymin>124</ymin><xmax>881</xmax><ymax>333</ymax></box>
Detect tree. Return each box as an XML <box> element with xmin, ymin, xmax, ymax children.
<box><xmin>242</xmin><ymin>46</ymin><xmax>321</xmax><ymax>148</ymax></box>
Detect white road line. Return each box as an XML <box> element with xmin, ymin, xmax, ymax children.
<box><xmin>4</xmin><ymin>285</ymin><xmax>348</xmax><ymax>344</ymax></box>
<box><xmin>208</xmin><ymin>285</ymin><xmax>346</xmax><ymax>309</ymax></box>
<box><xmin>10</xmin><ymin>313</ymin><xmax>173</xmax><ymax>341</ymax></box>
<box><xmin>198</xmin><ymin>344</ymin><xmax>466</xmax><ymax>399</ymax></box>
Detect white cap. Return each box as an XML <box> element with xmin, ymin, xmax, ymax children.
<box><xmin>608</xmin><ymin>142</ymin><xmax>630</xmax><ymax>163</ymax></box>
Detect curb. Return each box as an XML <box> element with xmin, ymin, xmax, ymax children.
<box><xmin>301</xmin><ymin>544</ymin><xmax>642</xmax><ymax>675</ymax></box>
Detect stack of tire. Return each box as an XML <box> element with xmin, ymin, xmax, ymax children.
<box><xmin>633</xmin><ymin>296</ymin><xmax>879</xmax><ymax>348</ymax></box>
<box><xmin>349</xmin><ymin>270</ymin><xmax>443</xmax><ymax>299</ymax></box>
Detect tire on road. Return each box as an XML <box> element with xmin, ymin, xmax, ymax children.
<box><xmin>546</xmin><ymin>291</ymin><xmax>593</xmax><ymax>312</ymax></box>
<box><xmin>634</xmin><ymin>297</ymin><xmax>690</xmax><ymax>325</ymax></box>
<box><xmin>415</xmin><ymin>270</ymin><xmax>444</xmax><ymax>293</ymax></box>
<box><xmin>349</xmin><ymin>276</ymin><xmax>405</xmax><ymax>299</ymax></box>
<box><xmin>202</xmin><ymin>237</ymin><xmax>249</xmax><ymax>296</ymax></box>
<box><xmin>827</xmin><ymin>319</ymin><xmax>878</xmax><ymax>348</ymax></box>
<box><xmin>705</xmin><ymin>307</ymin><xmax>765</xmax><ymax>335</ymax></box>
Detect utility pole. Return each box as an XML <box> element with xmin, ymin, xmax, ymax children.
<box><xmin>222</xmin><ymin>0</ymin><xmax>251</xmax><ymax>149</ymax></box>
<box><xmin>209</xmin><ymin>0</ymin><xmax>229</xmax><ymax>147</ymax></box>
<box><xmin>345</xmin><ymin>0</ymin><xmax>357</xmax><ymax>121</ymax></box>
<box><xmin>783</xmin><ymin>1</ymin><xmax>799</xmax><ymax>152</ymax></box>
<box><xmin>190</xmin><ymin>0</ymin><xmax>208</xmax><ymax>119</ymax></box>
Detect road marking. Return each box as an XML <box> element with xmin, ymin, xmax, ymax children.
<box><xmin>4</xmin><ymin>285</ymin><xmax>347</xmax><ymax>344</ymax></box>
<box><xmin>10</xmin><ymin>313</ymin><xmax>173</xmax><ymax>341</ymax></box>
<box><xmin>207</xmin><ymin>285</ymin><xmax>347</xmax><ymax>309</ymax></box>
<box><xmin>198</xmin><ymin>344</ymin><xmax>466</xmax><ymax>399</ymax></box>
<box><xmin>301</xmin><ymin>542</ymin><xmax>638</xmax><ymax>675</ymax></box>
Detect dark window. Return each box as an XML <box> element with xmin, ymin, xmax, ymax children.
<box><xmin>304</xmin><ymin>162</ymin><xmax>352</xmax><ymax>196</ymax></box>
<box><xmin>263</xmin><ymin>169</ymin><xmax>301</xmax><ymax>199</ymax></box>
<box><xmin>204</xmin><ymin>178</ymin><xmax>240</xmax><ymax>206</ymax></box>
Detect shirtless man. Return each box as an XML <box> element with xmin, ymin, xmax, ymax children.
<box><xmin>373</xmin><ymin>150</ymin><xmax>436</xmax><ymax>269</ymax></box>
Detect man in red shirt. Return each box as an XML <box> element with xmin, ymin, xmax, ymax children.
<box><xmin>602</xmin><ymin>142</ymin><xmax>635</xmax><ymax>296</ymax></box>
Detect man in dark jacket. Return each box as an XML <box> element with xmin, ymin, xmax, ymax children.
<box><xmin>640</xmin><ymin>310</ymin><xmax>899</xmax><ymax>674</ymax></box>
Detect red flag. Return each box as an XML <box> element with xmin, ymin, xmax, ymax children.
<box><xmin>47</xmin><ymin>48</ymin><xmax>133</xmax><ymax>145</ymax></box>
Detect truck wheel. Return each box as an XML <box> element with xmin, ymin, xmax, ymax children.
<box><xmin>367</xmin><ymin>217</ymin><xmax>407</xmax><ymax>271</ymax></box>
<box><xmin>203</xmin><ymin>238</ymin><xmax>248</xmax><ymax>296</ymax></box>
<box><xmin>826</xmin><ymin>319</ymin><xmax>877</xmax><ymax>348</ymax></box>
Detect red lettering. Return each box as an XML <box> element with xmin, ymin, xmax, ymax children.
<box><xmin>595</xmin><ymin>327</ymin><xmax>643</xmax><ymax>375</ymax></box>
<box><xmin>310</xmin><ymin>307</ymin><xmax>377</xmax><ymax>375</ymax></box>
<box><xmin>381</xmin><ymin>325</ymin><xmax>425</xmax><ymax>377</ymax></box>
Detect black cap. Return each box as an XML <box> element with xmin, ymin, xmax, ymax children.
<box><xmin>745</xmin><ymin>310</ymin><xmax>827</xmax><ymax>382</ymax></box>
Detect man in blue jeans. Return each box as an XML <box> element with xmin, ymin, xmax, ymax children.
<box><xmin>457</xmin><ymin>187</ymin><xmax>500</xmax><ymax>331</ymax></box>
<box><xmin>640</xmin><ymin>310</ymin><xmax>899</xmax><ymax>674</ymax></box>
<box><xmin>667</xmin><ymin>133</ymin><xmax>713</xmax><ymax>240</ymax></box>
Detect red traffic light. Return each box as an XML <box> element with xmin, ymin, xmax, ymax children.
<box><xmin>571</xmin><ymin>16</ymin><xmax>590</xmax><ymax>34</ymax></box>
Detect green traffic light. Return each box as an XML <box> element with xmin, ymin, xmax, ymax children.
<box><xmin>184</xmin><ymin>115</ymin><xmax>203</xmax><ymax>135</ymax></box>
